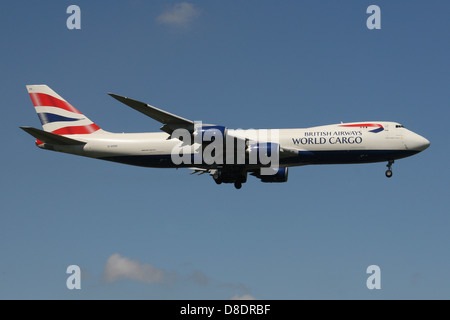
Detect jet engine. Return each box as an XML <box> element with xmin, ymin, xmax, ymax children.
<box><xmin>192</xmin><ymin>125</ymin><xmax>228</xmax><ymax>145</ymax></box>
<box><xmin>253</xmin><ymin>167</ymin><xmax>289</xmax><ymax>183</ymax></box>
<box><xmin>246</xmin><ymin>142</ymin><xmax>280</xmax><ymax>165</ymax></box>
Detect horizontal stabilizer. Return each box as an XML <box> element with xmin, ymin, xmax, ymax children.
<box><xmin>20</xmin><ymin>126</ymin><xmax>86</xmax><ymax>145</ymax></box>
<box><xmin>108</xmin><ymin>93</ymin><xmax>194</xmax><ymax>134</ymax></box>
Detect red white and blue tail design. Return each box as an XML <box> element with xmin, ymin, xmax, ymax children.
<box><xmin>26</xmin><ymin>85</ymin><xmax>101</xmax><ymax>135</ymax></box>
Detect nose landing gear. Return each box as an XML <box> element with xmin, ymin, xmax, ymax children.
<box><xmin>385</xmin><ymin>160</ymin><xmax>394</xmax><ymax>178</ymax></box>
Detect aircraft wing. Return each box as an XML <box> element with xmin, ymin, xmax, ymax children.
<box><xmin>279</xmin><ymin>146</ymin><xmax>299</xmax><ymax>157</ymax></box>
<box><xmin>108</xmin><ymin>93</ymin><xmax>194</xmax><ymax>134</ymax></box>
<box><xmin>108</xmin><ymin>93</ymin><xmax>299</xmax><ymax>159</ymax></box>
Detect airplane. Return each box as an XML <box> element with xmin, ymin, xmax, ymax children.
<box><xmin>21</xmin><ymin>85</ymin><xmax>430</xmax><ymax>189</ymax></box>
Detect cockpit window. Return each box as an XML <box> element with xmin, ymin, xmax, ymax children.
<box><xmin>396</xmin><ymin>125</ymin><xmax>404</xmax><ymax>128</ymax></box>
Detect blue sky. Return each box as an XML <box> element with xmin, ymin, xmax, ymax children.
<box><xmin>1</xmin><ymin>1</ymin><xmax>449</xmax><ymax>299</ymax></box>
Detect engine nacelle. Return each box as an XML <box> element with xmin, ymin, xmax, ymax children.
<box><xmin>193</xmin><ymin>125</ymin><xmax>228</xmax><ymax>144</ymax></box>
<box><xmin>246</xmin><ymin>142</ymin><xmax>280</xmax><ymax>165</ymax></box>
<box><xmin>258</xmin><ymin>167</ymin><xmax>288</xmax><ymax>183</ymax></box>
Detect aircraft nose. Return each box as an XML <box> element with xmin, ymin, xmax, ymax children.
<box><xmin>408</xmin><ymin>133</ymin><xmax>430</xmax><ymax>152</ymax></box>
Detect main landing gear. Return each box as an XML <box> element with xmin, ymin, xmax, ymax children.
<box><xmin>385</xmin><ymin>160</ymin><xmax>394</xmax><ymax>178</ymax></box>
<box><xmin>211</xmin><ymin>168</ymin><xmax>246</xmax><ymax>189</ymax></box>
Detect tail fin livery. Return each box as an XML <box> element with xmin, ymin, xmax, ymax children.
<box><xmin>26</xmin><ymin>85</ymin><xmax>101</xmax><ymax>135</ymax></box>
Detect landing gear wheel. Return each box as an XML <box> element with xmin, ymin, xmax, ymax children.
<box><xmin>234</xmin><ymin>182</ymin><xmax>242</xmax><ymax>189</ymax></box>
<box><xmin>385</xmin><ymin>160</ymin><xmax>394</xmax><ymax>178</ymax></box>
<box><xmin>385</xmin><ymin>169</ymin><xmax>393</xmax><ymax>178</ymax></box>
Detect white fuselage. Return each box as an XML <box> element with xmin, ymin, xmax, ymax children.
<box><xmin>39</xmin><ymin>121</ymin><xmax>430</xmax><ymax>168</ymax></box>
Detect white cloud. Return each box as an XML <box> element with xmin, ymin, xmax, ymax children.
<box><xmin>230</xmin><ymin>294</ymin><xmax>256</xmax><ymax>300</ymax></box>
<box><xmin>219</xmin><ymin>282</ymin><xmax>250</xmax><ymax>292</ymax></box>
<box><xmin>156</xmin><ymin>2</ymin><xmax>201</xmax><ymax>27</ymax></box>
<box><xmin>102</xmin><ymin>253</ymin><xmax>252</xmax><ymax>299</ymax></box>
<box><xmin>189</xmin><ymin>270</ymin><xmax>210</xmax><ymax>286</ymax></box>
<box><xmin>103</xmin><ymin>253</ymin><xmax>165</xmax><ymax>284</ymax></box>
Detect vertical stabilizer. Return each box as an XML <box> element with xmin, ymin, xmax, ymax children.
<box><xmin>26</xmin><ymin>85</ymin><xmax>102</xmax><ymax>135</ymax></box>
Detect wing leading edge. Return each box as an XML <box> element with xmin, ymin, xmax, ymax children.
<box><xmin>108</xmin><ymin>93</ymin><xmax>194</xmax><ymax>134</ymax></box>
